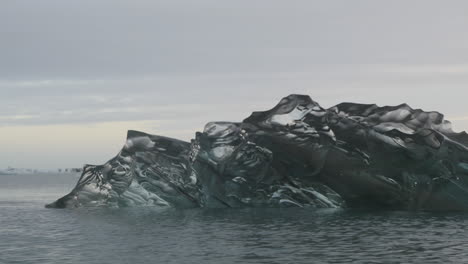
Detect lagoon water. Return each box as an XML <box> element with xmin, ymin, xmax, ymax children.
<box><xmin>1</xmin><ymin>173</ymin><xmax>468</xmax><ymax>264</ymax></box>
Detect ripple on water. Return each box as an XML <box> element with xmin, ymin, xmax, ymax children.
<box><xmin>2</xmin><ymin>174</ymin><xmax>468</xmax><ymax>263</ymax></box>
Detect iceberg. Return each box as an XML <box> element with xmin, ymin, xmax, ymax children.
<box><xmin>46</xmin><ymin>95</ymin><xmax>468</xmax><ymax>211</ymax></box>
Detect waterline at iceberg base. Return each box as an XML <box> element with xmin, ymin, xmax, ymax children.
<box><xmin>46</xmin><ymin>94</ymin><xmax>468</xmax><ymax>211</ymax></box>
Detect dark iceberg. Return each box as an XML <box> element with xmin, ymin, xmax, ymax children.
<box><xmin>46</xmin><ymin>95</ymin><xmax>468</xmax><ymax>211</ymax></box>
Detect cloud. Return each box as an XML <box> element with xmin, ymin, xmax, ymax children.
<box><xmin>375</xmin><ymin>64</ymin><xmax>468</xmax><ymax>75</ymax></box>
<box><xmin>448</xmin><ymin>116</ymin><xmax>468</xmax><ymax>121</ymax></box>
<box><xmin>2</xmin><ymin>1</ymin><xmax>468</xmax><ymax>79</ymax></box>
<box><xmin>2</xmin><ymin>0</ymin><xmax>468</xmax><ymax>168</ymax></box>
<box><xmin>1</xmin><ymin>64</ymin><xmax>468</xmax><ymax>127</ymax></box>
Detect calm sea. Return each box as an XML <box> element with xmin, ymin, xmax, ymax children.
<box><xmin>1</xmin><ymin>173</ymin><xmax>468</xmax><ymax>264</ymax></box>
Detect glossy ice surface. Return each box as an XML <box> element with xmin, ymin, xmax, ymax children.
<box><xmin>47</xmin><ymin>95</ymin><xmax>468</xmax><ymax>211</ymax></box>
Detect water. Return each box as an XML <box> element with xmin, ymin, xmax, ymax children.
<box><xmin>2</xmin><ymin>174</ymin><xmax>468</xmax><ymax>264</ymax></box>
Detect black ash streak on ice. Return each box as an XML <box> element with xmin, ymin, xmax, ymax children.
<box><xmin>47</xmin><ymin>94</ymin><xmax>468</xmax><ymax>211</ymax></box>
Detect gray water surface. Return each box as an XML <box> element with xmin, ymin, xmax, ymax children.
<box><xmin>1</xmin><ymin>173</ymin><xmax>468</xmax><ymax>264</ymax></box>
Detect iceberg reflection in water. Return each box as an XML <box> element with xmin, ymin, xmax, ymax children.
<box><xmin>47</xmin><ymin>94</ymin><xmax>468</xmax><ymax>211</ymax></box>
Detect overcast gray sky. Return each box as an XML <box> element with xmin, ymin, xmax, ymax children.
<box><xmin>1</xmin><ymin>0</ymin><xmax>468</xmax><ymax>169</ymax></box>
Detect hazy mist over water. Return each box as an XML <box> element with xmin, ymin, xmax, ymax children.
<box><xmin>2</xmin><ymin>173</ymin><xmax>468</xmax><ymax>264</ymax></box>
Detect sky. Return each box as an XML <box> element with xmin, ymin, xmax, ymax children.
<box><xmin>1</xmin><ymin>0</ymin><xmax>468</xmax><ymax>169</ymax></box>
